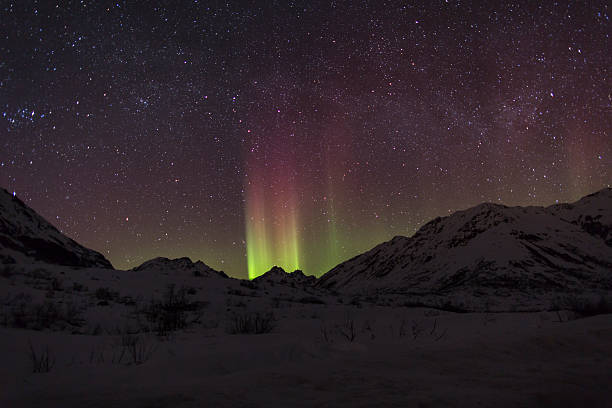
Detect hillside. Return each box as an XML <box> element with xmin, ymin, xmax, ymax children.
<box><xmin>0</xmin><ymin>188</ymin><xmax>112</xmax><ymax>268</ymax></box>
<box><xmin>317</xmin><ymin>189</ymin><xmax>612</xmax><ymax>303</ymax></box>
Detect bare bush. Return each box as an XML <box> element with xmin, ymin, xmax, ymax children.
<box><xmin>339</xmin><ymin>315</ymin><xmax>357</xmax><ymax>342</ymax></box>
<box><xmin>4</xmin><ymin>293</ymin><xmax>31</xmax><ymax>328</ymax></box>
<box><xmin>116</xmin><ymin>333</ymin><xmax>156</xmax><ymax>365</ymax></box>
<box><xmin>138</xmin><ymin>284</ymin><xmax>205</xmax><ymax>336</ymax></box>
<box><xmin>28</xmin><ymin>342</ymin><xmax>55</xmax><ymax>373</ymax></box>
<box><xmin>63</xmin><ymin>300</ymin><xmax>84</xmax><ymax>326</ymax></box>
<box><xmin>320</xmin><ymin>321</ymin><xmax>332</xmax><ymax>343</ymax></box>
<box><xmin>397</xmin><ymin>317</ymin><xmax>447</xmax><ymax>341</ymax></box>
<box><xmin>227</xmin><ymin>312</ymin><xmax>275</xmax><ymax>334</ymax></box>
<box><xmin>2</xmin><ymin>295</ymin><xmax>84</xmax><ymax>330</ymax></box>
<box><xmin>89</xmin><ymin>344</ymin><xmax>106</xmax><ymax>364</ymax></box>
<box><xmin>411</xmin><ymin>319</ymin><xmax>426</xmax><ymax>339</ymax></box>
<box><xmin>398</xmin><ymin>319</ymin><xmax>407</xmax><ymax>338</ymax></box>
<box><xmin>33</xmin><ymin>301</ymin><xmax>61</xmax><ymax>329</ymax></box>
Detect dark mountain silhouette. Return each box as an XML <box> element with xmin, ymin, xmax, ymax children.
<box><xmin>132</xmin><ymin>256</ymin><xmax>228</xmax><ymax>278</ymax></box>
<box><xmin>254</xmin><ymin>266</ymin><xmax>317</xmax><ymax>286</ymax></box>
<box><xmin>0</xmin><ymin>188</ymin><xmax>112</xmax><ymax>268</ymax></box>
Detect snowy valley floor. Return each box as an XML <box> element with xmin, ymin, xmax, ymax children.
<box><xmin>1</xmin><ymin>264</ymin><xmax>611</xmax><ymax>407</ymax></box>
<box><xmin>2</xmin><ymin>307</ymin><xmax>612</xmax><ymax>407</ymax></box>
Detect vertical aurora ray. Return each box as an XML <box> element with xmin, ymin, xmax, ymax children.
<box><xmin>243</xmin><ymin>127</ymin><xmax>302</xmax><ymax>279</ymax></box>
<box><xmin>245</xmin><ymin>180</ymin><xmax>270</xmax><ymax>279</ymax></box>
<box><xmin>244</xmin><ymin>178</ymin><xmax>302</xmax><ymax>279</ymax></box>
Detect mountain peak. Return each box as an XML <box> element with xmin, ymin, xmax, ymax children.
<box><xmin>132</xmin><ymin>256</ymin><xmax>227</xmax><ymax>278</ymax></box>
<box><xmin>253</xmin><ymin>266</ymin><xmax>316</xmax><ymax>285</ymax></box>
<box><xmin>317</xmin><ymin>188</ymin><xmax>612</xmax><ymax>305</ymax></box>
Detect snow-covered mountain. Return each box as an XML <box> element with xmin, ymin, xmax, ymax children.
<box><xmin>253</xmin><ymin>266</ymin><xmax>317</xmax><ymax>286</ymax></box>
<box><xmin>317</xmin><ymin>188</ymin><xmax>612</xmax><ymax>297</ymax></box>
<box><xmin>0</xmin><ymin>188</ymin><xmax>112</xmax><ymax>268</ymax></box>
<box><xmin>131</xmin><ymin>256</ymin><xmax>228</xmax><ymax>278</ymax></box>
<box><xmin>548</xmin><ymin>189</ymin><xmax>612</xmax><ymax>246</ymax></box>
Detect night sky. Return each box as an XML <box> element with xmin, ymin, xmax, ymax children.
<box><xmin>1</xmin><ymin>1</ymin><xmax>610</xmax><ymax>278</ymax></box>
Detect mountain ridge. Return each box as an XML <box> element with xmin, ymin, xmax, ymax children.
<box><xmin>0</xmin><ymin>188</ymin><xmax>113</xmax><ymax>268</ymax></box>
<box><xmin>253</xmin><ymin>265</ymin><xmax>317</xmax><ymax>286</ymax></box>
<box><xmin>131</xmin><ymin>256</ymin><xmax>228</xmax><ymax>278</ymax></box>
<box><xmin>316</xmin><ymin>188</ymin><xmax>612</xmax><ymax>297</ymax></box>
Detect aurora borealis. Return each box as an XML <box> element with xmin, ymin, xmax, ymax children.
<box><xmin>244</xmin><ymin>146</ymin><xmax>302</xmax><ymax>279</ymax></box>
<box><xmin>1</xmin><ymin>1</ymin><xmax>610</xmax><ymax>278</ymax></box>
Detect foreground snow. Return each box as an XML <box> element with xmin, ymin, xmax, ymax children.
<box><xmin>1</xmin><ymin>262</ymin><xmax>611</xmax><ymax>407</ymax></box>
<box><xmin>2</xmin><ymin>311</ymin><xmax>612</xmax><ymax>407</ymax></box>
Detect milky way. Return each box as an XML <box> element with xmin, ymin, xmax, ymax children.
<box><xmin>1</xmin><ymin>1</ymin><xmax>610</xmax><ymax>278</ymax></box>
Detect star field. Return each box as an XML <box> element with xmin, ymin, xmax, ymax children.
<box><xmin>1</xmin><ymin>1</ymin><xmax>610</xmax><ymax>277</ymax></box>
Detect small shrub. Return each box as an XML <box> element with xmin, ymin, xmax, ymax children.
<box><xmin>339</xmin><ymin>315</ymin><xmax>357</xmax><ymax>342</ymax></box>
<box><xmin>227</xmin><ymin>312</ymin><xmax>275</xmax><ymax>334</ymax></box>
<box><xmin>33</xmin><ymin>301</ymin><xmax>61</xmax><ymax>329</ymax></box>
<box><xmin>116</xmin><ymin>333</ymin><xmax>156</xmax><ymax>365</ymax></box>
<box><xmin>139</xmin><ymin>284</ymin><xmax>204</xmax><ymax>336</ymax></box>
<box><xmin>411</xmin><ymin>320</ymin><xmax>425</xmax><ymax>339</ymax></box>
<box><xmin>320</xmin><ymin>321</ymin><xmax>332</xmax><ymax>343</ymax></box>
<box><xmin>63</xmin><ymin>300</ymin><xmax>84</xmax><ymax>326</ymax></box>
<box><xmin>28</xmin><ymin>342</ymin><xmax>55</xmax><ymax>373</ymax></box>
<box><xmin>89</xmin><ymin>345</ymin><xmax>106</xmax><ymax>364</ymax></box>
<box><xmin>5</xmin><ymin>293</ymin><xmax>32</xmax><ymax>328</ymax></box>
<box><xmin>3</xmin><ymin>295</ymin><xmax>83</xmax><ymax>330</ymax></box>
<box><xmin>398</xmin><ymin>319</ymin><xmax>407</xmax><ymax>338</ymax></box>
<box><xmin>50</xmin><ymin>277</ymin><xmax>63</xmax><ymax>291</ymax></box>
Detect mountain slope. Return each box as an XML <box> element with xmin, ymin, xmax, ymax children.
<box><xmin>253</xmin><ymin>266</ymin><xmax>316</xmax><ymax>286</ymax></box>
<box><xmin>0</xmin><ymin>188</ymin><xmax>112</xmax><ymax>268</ymax></box>
<box><xmin>317</xmin><ymin>188</ymin><xmax>612</xmax><ymax>297</ymax></box>
<box><xmin>131</xmin><ymin>256</ymin><xmax>228</xmax><ymax>278</ymax></box>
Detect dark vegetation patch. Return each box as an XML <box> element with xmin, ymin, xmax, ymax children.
<box><xmin>1</xmin><ymin>293</ymin><xmax>84</xmax><ymax>330</ymax></box>
<box><xmin>553</xmin><ymin>294</ymin><xmax>612</xmax><ymax>319</ymax></box>
<box><xmin>137</xmin><ymin>284</ymin><xmax>206</xmax><ymax>336</ymax></box>
<box><xmin>226</xmin><ymin>312</ymin><xmax>275</xmax><ymax>334</ymax></box>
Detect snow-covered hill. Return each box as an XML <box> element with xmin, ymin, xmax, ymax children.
<box><xmin>0</xmin><ymin>188</ymin><xmax>112</xmax><ymax>268</ymax></box>
<box><xmin>253</xmin><ymin>266</ymin><xmax>317</xmax><ymax>286</ymax></box>
<box><xmin>131</xmin><ymin>256</ymin><xmax>228</xmax><ymax>278</ymax></box>
<box><xmin>317</xmin><ymin>188</ymin><xmax>612</xmax><ymax>300</ymax></box>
